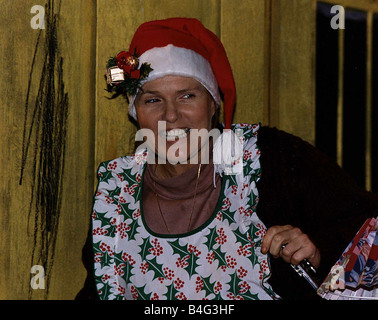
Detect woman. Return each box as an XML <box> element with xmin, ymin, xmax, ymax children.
<box><xmin>77</xmin><ymin>18</ymin><xmax>378</xmax><ymax>300</ymax></box>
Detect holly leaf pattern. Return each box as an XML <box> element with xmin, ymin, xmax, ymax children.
<box><xmin>113</xmin><ymin>251</ymin><xmax>132</xmax><ymax>280</ymax></box>
<box><xmin>93</xmin><ymin>242</ymin><xmax>114</xmax><ymax>269</ymax></box>
<box><xmin>242</xmin><ymin>291</ymin><xmax>260</xmax><ymax>300</ymax></box>
<box><xmin>226</xmin><ymin>270</ymin><xmax>260</xmax><ymax>300</ymax></box>
<box><xmin>98</xmin><ymin>168</ymin><xmax>113</xmax><ymax>184</ymax></box>
<box><xmin>97</xmin><ymin>279</ymin><xmax>111</xmax><ymax>299</ymax></box>
<box><xmin>168</xmin><ymin>239</ymin><xmax>199</xmax><ymax>277</ymax></box>
<box><xmin>108</xmin><ymin>185</ymin><xmax>121</xmax><ymax>199</ymax></box>
<box><xmin>126</xmin><ymin>217</ymin><xmax>138</xmax><ymax>240</ymax></box>
<box><xmin>249</xmin><ymin>221</ymin><xmax>260</xmax><ymax>242</ymax></box>
<box><xmin>233</xmin><ymin>228</ymin><xmax>251</xmax><ymax>248</ymax></box>
<box><xmin>139</xmin><ymin>236</ymin><xmax>153</xmax><ymax>258</ymax></box>
<box><xmin>220</xmin><ymin>208</ymin><xmax>237</xmax><ymax>227</ymax></box>
<box><xmin>169</xmin><ymin>239</ymin><xmax>188</xmax><ymax>259</ymax></box>
<box><xmin>133</xmin><ymin>284</ymin><xmax>152</xmax><ymax>300</ymax></box>
<box><xmin>94</xmin><ymin>210</ymin><xmax>116</xmax><ymax>237</ymax></box>
<box><xmin>138</xmin><ymin>237</ymin><xmax>166</xmax><ymax>281</ymax></box>
<box><xmin>104</xmin><ymin>224</ymin><xmax>116</xmax><ymax>238</ymax></box>
<box><xmin>213</xmin><ymin>245</ymin><xmax>228</xmax><ymax>271</ymax></box>
<box><xmin>186</xmin><ymin>251</ymin><xmax>199</xmax><ymax>278</ymax></box>
<box><xmin>204</xmin><ymin>226</ymin><xmax>218</xmax><ymax>250</ymax></box>
<box><xmin>226</xmin><ymin>270</ymin><xmax>240</xmax><ymax>296</ymax></box>
<box><xmin>148</xmin><ymin>256</ymin><xmax>165</xmax><ymax>281</ymax></box>
<box><xmin>165</xmin><ymin>282</ymin><xmax>179</xmax><ymax>300</ymax></box>
<box><xmin>201</xmin><ymin>275</ymin><xmax>220</xmax><ymax>299</ymax></box>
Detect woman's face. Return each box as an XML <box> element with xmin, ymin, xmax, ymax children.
<box><xmin>135</xmin><ymin>75</ymin><xmax>216</xmax><ymax>164</ymax></box>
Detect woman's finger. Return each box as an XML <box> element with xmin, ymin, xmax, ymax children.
<box><xmin>262</xmin><ymin>225</ymin><xmax>321</xmax><ymax>268</ymax></box>
<box><xmin>261</xmin><ymin>225</ymin><xmax>294</xmax><ymax>255</ymax></box>
<box><xmin>267</xmin><ymin>228</ymin><xmax>321</xmax><ymax>268</ymax></box>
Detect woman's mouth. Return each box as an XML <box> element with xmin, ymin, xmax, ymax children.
<box><xmin>161</xmin><ymin>128</ymin><xmax>191</xmax><ymax>140</ymax></box>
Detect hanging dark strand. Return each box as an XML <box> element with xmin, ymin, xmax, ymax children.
<box><xmin>19</xmin><ymin>0</ymin><xmax>68</xmax><ymax>298</ymax></box>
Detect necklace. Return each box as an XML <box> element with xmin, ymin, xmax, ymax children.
<box><xmin>153</xmin><ymin>164</ymin><xmax>202</xmax><ymax>234</ymax></box>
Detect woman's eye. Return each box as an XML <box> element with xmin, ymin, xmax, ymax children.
<box><xmin>145</xmin><ymin>98</ymin><xmax>160</xmax><ymax>104</ymax></box>
<box><xmin>182</xmin><ymin>93</ymin><xmax>195</xmax><ymax>99</ymax></box>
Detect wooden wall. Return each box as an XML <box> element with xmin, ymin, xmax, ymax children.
<box><xmin>0</xmin><ymin>0</ymin><xmax>315</xmax><ymax>299</ymax></box>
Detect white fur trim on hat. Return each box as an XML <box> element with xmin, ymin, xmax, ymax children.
<box><xmin>128</xmin><ymin>44</ymin><xmax>220</xmax><ymax>120</ymax></box>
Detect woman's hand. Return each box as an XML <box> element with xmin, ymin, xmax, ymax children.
<box><xmin>261</xmin><ymin>225</ymin><xmax>321</xmax><ymax>268</ymax></box>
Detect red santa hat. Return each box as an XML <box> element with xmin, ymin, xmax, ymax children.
<box><xmin>127</xmin><ymin>17</ymin><xmax>236</xmax><ymax>129</ymax></box>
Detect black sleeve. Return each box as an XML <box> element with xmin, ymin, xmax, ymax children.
<box><xmin>75</xmin><ymin>221</ymin><xmax>99</xmax><ymax>300</ymax></box>
<box><xmin>256</xmin><ymin>126</ymin><xmax>378</xmax><ymax>300</ymax></box>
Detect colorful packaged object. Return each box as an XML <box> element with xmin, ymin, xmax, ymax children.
<box><xmin>317</xmin><ymin>217</ymin><xmax>378</xmax><ymax>300</ymax></box>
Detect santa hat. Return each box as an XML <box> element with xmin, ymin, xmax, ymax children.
<box><xmin>127</xmin><ymin>17</ymin><xmax>236</xmax><ymax>129</ymax></box>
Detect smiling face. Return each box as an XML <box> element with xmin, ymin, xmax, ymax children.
<box><xmin>134</xmin><ymin>75</ymin><xmax>217</xmax><ymax>164</ymax></box>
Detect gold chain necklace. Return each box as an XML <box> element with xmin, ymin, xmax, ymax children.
<box><xmin>153</xmin><ymin>164</ymin><xmax>202</xmax><ymax>234</ymax></box>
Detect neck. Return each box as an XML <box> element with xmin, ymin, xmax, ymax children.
<box><xmin>152</xmin><ymin>139</ymin><xmax>214</xmax><ymax>179</ymax></box>
<box><xmin>152</xmin><ymin>161</ymin><xmax>198</xmax><ymax>179</ymax></box>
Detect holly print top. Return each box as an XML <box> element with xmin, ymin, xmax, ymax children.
<box><xmin>92</xmin><ymin>123</ymin><xmax>279</xmax><ymax>300</ymax></box>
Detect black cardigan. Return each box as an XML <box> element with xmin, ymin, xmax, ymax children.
<box><xmin>76</xmin><ymin>126</ymin><xmax>378</xmax><ymax>300</ymax></box>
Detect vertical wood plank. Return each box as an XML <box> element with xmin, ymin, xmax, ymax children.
<box><xmin>47</xmin><ymin>0</ymin><xmax>96</xmax><ymax>299</ymax></box>
<box><xmin>0</xmin><ymin>0</ymin><xmax>47</xmax><ymax>299</ymax></box>
<box><xmin>0</xmin><ymin>0</ymin><xmax>96</xmax><ymax>299</ymax></box>
<box><xmin>270</xmin><ymin>0</ymin><xmax>316</xmax><ymax>144</ymax></box>
<box><xmin>220</xmin><ymin>0</ymin><xmax>268</xmax><ymax>125</ymax></box>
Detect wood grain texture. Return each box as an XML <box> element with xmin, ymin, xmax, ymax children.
<box><xmin>220</xmin><ymin>0</ymin><xmax>268</xmax><ymax>125</ymax></box>
<box><xmin>0</xmin><ymin>0</ymin><xmax>96</xmax><ymax>299</ymax></box>
<box><xmin>270</xmin><ymin>0</ymin><xmax>316</xmax><ymax>144</ymax></box>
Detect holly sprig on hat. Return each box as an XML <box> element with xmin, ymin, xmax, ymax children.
<box><xmin>105</xmin><ymin>49</ymin><xmax>152</xmax><ymax>100</ymax></box>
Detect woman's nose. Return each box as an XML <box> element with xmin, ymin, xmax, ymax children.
<box><xmin>164</xmin><ymin>100</ymin><xmax>179</xmax><ymax>123</ymax></box>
